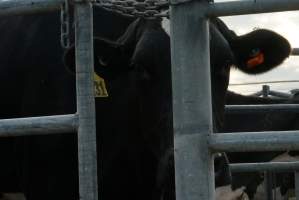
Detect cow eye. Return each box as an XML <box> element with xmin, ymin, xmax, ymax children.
<box><xmin>98</xmin><ymin>56</ymin><xmax>108</xmax><ymax>67</ymax></box>
<box><xmin>250</xmin><ymin>48</ymin><xmax>260</xmax><ymax>57</ymax></box>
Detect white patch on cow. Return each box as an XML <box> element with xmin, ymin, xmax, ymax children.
<box><xmin>161</xmin><ymin>18</ymin><xmax>170</xmax><ymax>36</ymax></box>
<box><xmin>0</xmin><ymin>193</ymin><xmax>26</xmax><ymax>200</ymax></box>
<box><xmin>215</xmin><ymin>185</ymin><xmax>247</xmax><ymax>200</ymax></box>
<box><xmin>252</xmin><ymin>182</ymin><xmax>286</xmax><ymax>200</ymax></box>
<box><xmin>271</xmin><ymin>152</ymin><xmax>299</xmax><ymax>162</ymax></box>
<box><xmin>251</xmin><ymin>152</ymin><xmax>299</xmax><ymax>200</ymax></box>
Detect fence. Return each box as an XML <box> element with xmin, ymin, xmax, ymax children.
<box><xmin>0</xmin><ymin>0</ymin><xmax>98</xmax><ymax>200</ymax></box>
<box><xmin>0</xmin><ymin>0</ymin><xmax>298</xmax><ymax>200</ymax></box>
<box><xmin>170</xmin><ymin>0</ymin><xmax>299</xmax><ymax>200</ymax></box>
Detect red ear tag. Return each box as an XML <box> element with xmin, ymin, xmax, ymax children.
<box><xmin>246</xmin><ymin>52</ymin><xmax>264</xmax><ymax>69</ymax></box>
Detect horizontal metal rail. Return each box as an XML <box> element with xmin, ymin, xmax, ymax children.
<box><xmin>230</xmin><ymin>161</ymin><xmax>299</xmax><ymax>173</ymax></box>
<box><xmin>0</xmin><ymin>114</ymin><xmax>78</xmax><ymax>137</ymax></box>
<box><xmin>207</xmin><ymin>0</ymin><xmax>299</xmax><ymax>17</ymax></box>
<box><xmin>292</xmin><ymin>48</ymin><xmax>299</xmax><ymax>55</ymax></box>
<box><xmin>209</xmin><ymin>130</ymin><xmax>299</xmax><ymax>152</ymax></box>
<box><xmin>225</xmin><ymin>104</ymin><xmax>299</xmax><ymax>114</ymax></box>
<box><xmin>269</xmin><ymin>91</ymin><xmax>292</xmax><ymax>98</ymax></box>
<box><xmin>0</xmin><ymin>0</ymin><xmax>63</xmax><ymax>16</ymax></box>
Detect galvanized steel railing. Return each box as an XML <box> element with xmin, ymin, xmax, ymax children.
<box><xmin>0</xmin><ymin>0</ymin><xmax>298</xmax><ymax>199</ymax></box>
<box><xmin>0</xmin><ymin>0</ymin><xmax>98</xmax><ymax>200</ymax></box>
<box><xmin>170</xmin><ymin>0</ymin><xmax>299</xmax><ymax>200</ymax></box>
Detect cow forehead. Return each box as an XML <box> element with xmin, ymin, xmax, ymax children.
<box><xmin>162</xmin><ymin>18</ymin><xmax>234</xmax><ymax>70</ymax></box>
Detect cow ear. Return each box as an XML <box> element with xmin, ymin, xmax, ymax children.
<box><xmin>232</xmin><ymin>29</ymin><xmax>291</xmax><ymax>74</ymax></box>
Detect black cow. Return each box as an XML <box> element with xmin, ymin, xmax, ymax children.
<box><xmin>0</xmin><ymin>8</ymin><xmax>290</xmax><ymax>200</ymax></box>
<box><xmin>224</xmin><ymin>91</ymin><xmax>299</xmax><ymax>199</ymax></box>
<box><xmin>65</xmin><ymin>17</ymin><xmax>290</xmax><ymax>199</ymax></box>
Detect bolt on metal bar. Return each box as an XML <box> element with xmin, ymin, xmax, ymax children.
<box><xmin>206</xmin><ymin>0</ymin><xmax>299</xmax><ymax>17</ymax></box>
<box><xmin>230</xmin><ymin>161</ymin><xmax>299</xmax><ymax>173</ymax></box>
<box><xmin>75</xmin><ymin>2</ymin><xmax>98</xmax><ymax>200</ymax></box>
<box><xmin>0</xmin><ymin>114</ymin><xmax>77</xmax><ymax>137</ymax></box>
<box><xmin>209</xmin><ymin>130</ymin><xmax>299</xmax><ymax>152</ymax></box>
<box><xmin>225</xmin><ymin>104</ymin><xmax>299</xmax><ymax>114</ymax></box>
<box><xmin>170</xmin><ymin>0</ymin><xmax>214</xmax><ymax>199</ymax></box>
<box><xmin>0</xmin><ymin>0</ymin><xmax>63</xmax><ymax>16</ymax></box>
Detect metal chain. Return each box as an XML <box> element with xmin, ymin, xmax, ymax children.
<box><xmin>60</xmin><ymin>0</ymin><xmax>71</xmax><ymax>49</ymax></box>
<box><xmin>94</xmin><ymin>0</ymin><xmax>169</xmax><ymax>20</ymax></box>
<box><xmin>60</xmin><ymin>0</ymin><xmax>170</xmax><ymax>48</ymax></box>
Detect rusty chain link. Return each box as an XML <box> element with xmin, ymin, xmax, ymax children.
<box><xmin>94</xmin><ymin>0</ymin><xmax>169</xmax><ymax>19</ymax></box>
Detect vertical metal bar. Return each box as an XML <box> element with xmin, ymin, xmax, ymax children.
<box><xmin>75</xmin><ymin>2</ymin><xmax>98</xmax><ymax>200</ymax></box>
<box><xmin>265</xmin><ymin>171</ymin><xmax>274</xmax><ymax>200</ymax></box>
<box><xmin>262</xmin><ymin>85</ymin><xmax>270</xmax><ymax>98</ymax></box>
<box><xmin>170</xmin><ymin>1</ymin><xmax>214</xmax><ymax>200</ymax></box>
<box><xmin>295</xmin><ymin>171</ymin><xmax>299</xmax><ymax>200</ymax></box>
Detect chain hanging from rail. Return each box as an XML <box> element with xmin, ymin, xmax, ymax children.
<box><xmin>60</xmin><ymin>0</ymin><xmax>170</xmax><ymax>49</ymax></box>
<box><xmin>94</xmin><ymin>0</ymin><xmax>170</xmax><ymax>19</ymax></box>
<box><xmin>61</xmin><ymin>0</ymin><xmax>71</xmax><ymax>49</ymax></box>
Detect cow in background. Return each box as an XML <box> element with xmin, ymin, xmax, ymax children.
<box><xmin>224</xmin><ymin>90</ymin><xmax>299</xmax><ymax>199</ymax></box>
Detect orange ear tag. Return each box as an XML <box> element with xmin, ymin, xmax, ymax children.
<box><xmin>246</xmin><ymin>52</ymin><xmax>264</xmax><ymax>69</ymax></box>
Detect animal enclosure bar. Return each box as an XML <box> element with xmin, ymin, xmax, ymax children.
<box><xmin>170</xmin><ymin>1</ymin><xmax>214</xmax><ymax>199</ymax></box>
<box><xmin>75</xmin><ymin>2</ymin><xmax>98</xmax><ymax>200</ymax></box>
<box><xmin>0</xmin><ymin>0</ymin><xmax>99</xmax><ymax>199</ymax></box>
<box><xmin>0</xmin><ymin>114</ymin><xmax>77</xmax><ymax>136</ymax></box>
<box><xmin>225</xmin><ymin>104</ymin><xmax>299</xmax><ymax>114</ymax></box>
<box><xmin>171</xmin><ymin>1</ymin><xmax>299</xmax><ymax>199</ymax></box>
<box><xmin>230</xmin><ymin>161</ymin><xmax>299</xmax><ymax>173</ymax></box>
<box><xmin>210</xmin><ymin>130</ymin><xmax>299</xmax><ymax>152</ymax></box>
<box><xmin>292</xmin><ymin>48</ymin><xmax>299</xmax><ymax>55</ymax></box>
<box><xmin>0</xmin><ymin>0</ymin><xmax>62</xmax><ymax>16</ymax></box>
<box><xmin>207</xmin><ymin>0</ymin><xmax>299</xmax><ymax>17</ymax></box>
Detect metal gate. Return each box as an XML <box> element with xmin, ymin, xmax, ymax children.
<box><xmin>0</xmin><ymin>0</ymin><xmax>98</xmax><ymax>199</ymax></box>
<box><xmin>170</xmin><ymin>0</ymin><xmax>299</xmax><ymax>199</ymax></box>
<box><xmin>0</xmin><ymin>0</ymin><xmax>299</xmax><ymax>200</ymax></box>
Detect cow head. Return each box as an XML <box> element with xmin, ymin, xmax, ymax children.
<box><xmin>62</xmin><ymin>17</ymin><xmax>291</xmax><ymax>200</ymax></box>
<box><xmin>210</xmin><ymin>19</ymin><xmax>291</xmax><ymax>129</ymax></box>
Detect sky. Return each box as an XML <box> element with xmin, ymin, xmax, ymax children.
<box><xmin>214</xmin><ymin>0</ymin><xmax>299</xmax><ymax>95</ymax></box>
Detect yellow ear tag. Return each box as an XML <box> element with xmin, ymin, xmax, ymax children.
<box><xmin>94</xmin><ymin>73</ymin><xmax>109</xmax><ymax>98</ymax></box>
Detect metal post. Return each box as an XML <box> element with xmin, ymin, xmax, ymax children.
<box><xmin>170</xmin><ymin>1</ymin><xmax>214</xmax><ymax>200</ymax></box>
<box><xmin>262</xmin><ymin>85</ymin><xmax>270</xmax><ymax>98</ymax></box>
<box><xmin>75</xmin><ymin>2</ymin><xmax>98</xmax><ymax>200</ymax></box>
<box><xmin>265</xmin><ymin>171</ymin><xmax>274</xmax><ymax>200</ymax></box>
<box><xmin>295</xmin><ymin>171</ymin><xmax>299</xmax><ymax>200</ymax></box>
